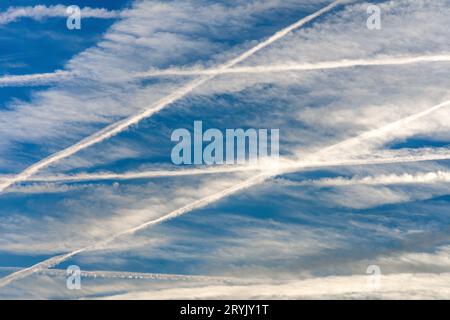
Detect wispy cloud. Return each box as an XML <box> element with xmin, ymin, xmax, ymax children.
<box><xmin>100</xmin><ymin>272</ymin><xmax>450</xmax><ymax>299</ymax></box>
<box><xmin>0</xmin><ymin>5</ymin><xmax>120</xmax><ymax>25</ymax></box>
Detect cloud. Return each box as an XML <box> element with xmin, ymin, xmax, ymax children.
<box><xmin>0</xmin><ymin>5</ymin><xmax>120</xmax><ymax>25</ymax></box>
<box><xmin>100</xmin><ymin>272</ymin><xmax>450</xmax><ymax>299</ymax></box>
<box><xmin>304</xmin><ymin>170</ymin><xmax>450</xmax><ymax>186</ymax></box>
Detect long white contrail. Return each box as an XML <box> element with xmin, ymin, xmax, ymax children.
<box><xmin>8</xmin><ymin>165</ymin><xmax>262</xmax><ymax>182</ymax></box>
<box><xmin>136</xmin><ymin>54</ymin><xmax>450</xmax><ymax>78</ymax></box>
<box><xmin>4</xmin><ymin>150</ymin><xmax>449</xmax><ymax>184</ymax></box>
<box><xmin>1</xmin><ymin>97</ymin><xmax>448</xmax><ymax>289</ymax></box>
<box><xmin>0</xmin><ymin>0</ymin><xmax>346</xmax><ymax>194</ymax></box>
<box><xmin>3</xmin><ymin>54</ymin><xmax>450</xmax><ymax>87</ymax></box>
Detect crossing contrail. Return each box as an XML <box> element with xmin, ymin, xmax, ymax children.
<box><xmin>3</xmin><ymin>150</ymin><xmax>449</xmax><ymax>184</ymax></box>
<box><xmin>1</xmin><ymin>97</ymin><xmax>448</xmax><ymax>289</ymax></box>
<box><xmin>136</xmin><ymin>54</ymin><xmax>450</xmax><ymax>78</ymax></box>
<box><xmin>0</xmin><ymin>0</ymin><xmax>346</xmax><ymax>194</ymax></box>
<box><xmin>3</xmin><ymin>54</ymin><xmax>450</xmax><ymax>87</ymax></box>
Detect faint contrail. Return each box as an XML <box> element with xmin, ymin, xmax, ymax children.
<box><xmin>0</xmin><ymin>267</ymin><xmax>252</xmax><ymax>283</ymax></box>
<box><xmin>0</xmin><ymin>0</ymin><xmax>346</xmax><ymax>194</ymax></box>
<box><xmin>294</xmin><ymin>171</ymin><xmax>450</xmax><ymax>187</ymax></box>
<box><xmin>4</xmin><ymin>54</ymin><xmax>450</xmax><ymax>87</ymax></box>
<box><xmin>136</xmin><ymin>55</ymin><xmax>450</xmax><ymax>78</ymax></box>
<box><xmin>5</xmin><ymin>150</ymin><xmax>449</xmax><ymax>184</ymax></box>
<box><xmin>1</xmin><ymin>97</ymin><xmax>448</xmax><ymax>289</ymax></box>
<box><xmin>0</xmin><ymin>70</ymin><xmax>73</xmax><ymax>87</ymax></box>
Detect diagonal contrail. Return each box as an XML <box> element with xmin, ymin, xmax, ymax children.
<box><xmin>1</xmin><ymin>97</ymin><xmax>448</xmax><ymax>289</ymax></box>
<box><xmin>307</xmin><ymin>99</ymin><xmax>450</xmax><ymax>159</ymax></box>
<box><xmin>0</xmin><ymin>0</ymin><xmax>346</xmax><ymax>194</ymax></box>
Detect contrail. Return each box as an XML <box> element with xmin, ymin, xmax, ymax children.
<box><xmin>291</xmin><ymin>171</ymin><xmax>450</xmax><ymax>187</ymax></box>
<box><xmin>306</xmin><ymin>99</ymin><xmax>450</xmax><ymax>159</ymax></box>
<box><xmin>0</xmin><ymin>0</ymin><xmax>346</xmax><ymax>194</ymax></box>
<box><xmin>0</xmin><ymin>70</ymin><xmax>73</xmax><ymax>87</ymax></box>
<box><xmin>0</xmin><ymin>267</ymin><xmax>252</xmax><ymax>283</ymax></box>
<box><xmin>4</xmin><ymin>150</ymin><xmax>449</xmax><ymax>184</ymax></box>
<box><xmin>3</xmin><ymin>54</ymin><xmax>450</xmax><ymax>87</ymax></box>
<box><xmin>1</xmin><ymin>97</ymin><xmax>448</xmax><ymax>289</ymax></box>
<box><xmin>11</xmin><ymin>164</ymin><xmax>264</xmax><ymax>182</ymax></box>
<box><xmin>136</xmin><ymin>54</ymin><xmax>450</xmax><ymax>78</ymax></box>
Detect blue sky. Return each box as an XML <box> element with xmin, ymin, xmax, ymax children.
<box><xmin>0</xmin><ymin>0</ymin><xmax>449</xmax><ymax>299</ymax></box>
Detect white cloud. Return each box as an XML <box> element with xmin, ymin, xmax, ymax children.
<box><xmin>0</xmin><ymin>5</ymin><xmax>120</xmax><ymax>25</ymax></box>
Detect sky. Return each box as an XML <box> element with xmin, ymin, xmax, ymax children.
<box><xmin>0</xmin><ymin>0</ymin><xmax>449</xmax><ymax>299</ymax></box>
